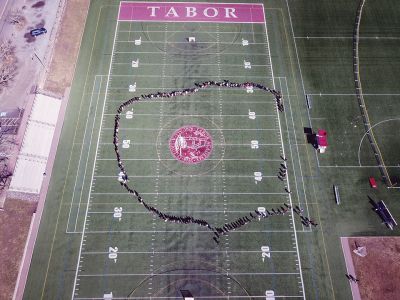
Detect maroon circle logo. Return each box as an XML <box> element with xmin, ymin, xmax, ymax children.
<box><xmin>169</xmin><ymin>125</ymin><xmax>213</xmax><ymax>164</ymax></box>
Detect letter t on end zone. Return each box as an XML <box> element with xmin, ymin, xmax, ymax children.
<box><xmin>147</xmin><ymin>6</ymin><xmax>160</xmax><ymax>17</ymax></box>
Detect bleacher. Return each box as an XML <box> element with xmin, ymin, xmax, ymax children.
<box><xmin>9</xmin><ymin>93</ymin><xmax>61</xmax><ymax>197</ymax></box>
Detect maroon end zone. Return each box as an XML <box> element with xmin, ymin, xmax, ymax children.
<box><xmin>118</xmin><ymin>1</ymin><xmax>265</xmax><ymax>23</ymax></box>
<box><xmin>169</xmin><ymin>125</ymin><xmax>213</xmax><ymax>164</ymax></box>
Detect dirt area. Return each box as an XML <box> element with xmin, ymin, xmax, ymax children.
<box><xmin>348</xmin><ymin>237</ymin><xmax>400</xmax><ymax>300</ymax></box>
<box><xmin>0</xmin><ymin>199</ymin><xmax>36</xmax><ymax>300</ymax></box>
<box><xmin>43</xmin><ymin>0</ymin><xmax>90</xmax><ymax>95</ymax></box>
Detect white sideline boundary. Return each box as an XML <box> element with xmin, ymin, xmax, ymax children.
<box><xmin>262</xmin><ymin>5</ymin><xmax>305</xmax><ymax>297</ymax></box>
<box><xmin>70</xmin><ymin>13</ymin><xmax>120</xmax><ymax>300</ymax></box>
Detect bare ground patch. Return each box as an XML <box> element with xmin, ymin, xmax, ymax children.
<box><xmin>43</xmin><ymin>0</ymin><xmax>90</xmax><ymax>96</ymax></box>
<box><xmin>0</xmin><ymin>199</ymin><xmax>36</xmax><ymax>300</ymax></box>
<box><xmin>347</xmin><ymin>237</ymin><xmax>400</xmax><ymax>299</ymax></box>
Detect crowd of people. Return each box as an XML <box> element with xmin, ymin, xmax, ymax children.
<box><xmin>112</xmin><ymin>80</ymin><xmax>312</xmax><ymax>243</ymax></box>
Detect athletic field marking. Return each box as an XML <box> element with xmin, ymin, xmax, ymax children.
<box><xmin>281</xmin><ymin>77</ymin><xmax>311</xmax><ymax>227</ymax></box>
<box><xmin>120</xmin><ymin>29</ymin><xmax>266</xmax><ymax>34</ymax></box>
<box><xmin>91</xmin><ymin>192</ymin><xmax>289</xmax><ymax>195</ymax></box>
<box><xmin>94</xmin><ymin>175</ymin><xmax>278</xmax><ymax>178</ymax></box>
<box><xmin>66</xmin><ymin>76</ymin><xmax>102</xmax><ymax>232</ymax></box>
<box><xmin>100</xmin><ymin>142</ymin><xmax>281</xmax><ymax>146</ymax></box>
<box><xmin>295</xmin><ymin>36</ymin><xmax>400</xmax><ymax>40</ymax></box>
<box><xmin>286</xmin><ymin>1</ymin><xmax>335</xmax><ymax>296</ymax></box>
<box><xmin>357</xmin><ymin>118</ymin><xmax>400</xmax><ymax>166</ymax></box>
<box><xmin>107</xmin><ymin>100</ymin><xmax>277</xmax><ymax>104</ymax></box>
<box><xmin>74</xmin><ymin>77</ymin><xmax>103</xmax><ymax>232</ymax></box>
<box><xmin>307</xmin><ymin>93</ymin><xmax>400</xmax><ymax>96</ymax></box>
<box><xmin>262</xmin><ymin>5</ymin><xmax>305</xmax><ymax>297</ymax></box>
<box><xmin>71</xmin><ymin>13</ymin><xmax>120</xmax><ymax>300</ymax></box>
<box><xmin>78</xmin><ymin>272</ymin><xmax>300</xmax><ymax>277</ymax></box>
<box><xmin>115</xmin><ymin>51</ymin><xmax>271</xmax><ymax>56</ymax></box>
<box><xmin>117</xmin><ymin>40</ymin><xmax>272</xmax><ymax>45</ymax></box>
<box><xmin>108</xmin><ymin>74</ymin><xmax>273</xmax><ymax>78</ymax></box>
<box><xmin>104</xmin><ymin>127</ymin><xmax>278</xmax><ymax>131</ymax></box>
<box><xmin>40</xmin><ymin>5</ymin><xmax>107</xmax><ymax>298</ymax></box>
<box><xmin>82</xmin><ymin>250</ymin><xmax>297</xmax><ymax>254</ymax></box>
<box><xmin>75</xmin><ymin>297</ymin><xmax>304</xmax><ymax>300</ymax></box>
<box><xmin>319</xmin><ymin>165</ymin><xmax>400</xmax><ymax>168</ymax></box>
<box><xmin>278</xmin><ymin>78</ymin><xmax>305</xmax><ymax>231</ymax></box>
<box><xmin>114</xmin><ymin>62</ymin><xmax>272</xmax><ymax>67</ymax></box>
<box><xmin>85</xmin><ymin>202</ymin><xmax>312</xmax><ymax>205</ymax></box>
<box><xmin>84</xmin><ymin>230</ymin><xmax>298</xmax><ymax>233</ymax></box>
<box><xmin>97</xmin><ymin>158</ymin><xmax>283</xmax><ymax>161</ymax></box>
<box><xmin>88</xmin><ymin>210</ymin><xmax>292</xmax><ymax>213</ymax></box>
<box><xmin>103</xmin><ymin>113</ymin><xmax>276</xmax><ymax>117</ymax></box>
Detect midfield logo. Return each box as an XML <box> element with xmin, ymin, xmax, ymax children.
<box><xmin>169</xmin><ymin>125</ymin><xmax>213</xmax><ymax>164</ymax></box>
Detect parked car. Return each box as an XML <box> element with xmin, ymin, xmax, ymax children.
<box><xmin>30</xmin><ymin>28</ymin><xmax>47</xmax><ymax>37</ymax></box>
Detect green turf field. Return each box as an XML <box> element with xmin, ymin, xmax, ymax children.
<box><xmin>23</xmin><ymin>1</ymin><xmax>400</xmax><ymax>299</ymax></box>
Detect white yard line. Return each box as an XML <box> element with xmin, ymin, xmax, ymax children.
<box><xmin>295</xmin><ymin>36</ymin><xmax>400</xmax><ymax>40</ymax></box>
<box><xmin>117</xmin><ymin>40</ymin><xmax>270</xmax><ymax>45</ymax></box>
<box><xmin>66</xmin><ymin>75</ymin><xmax>101</xmax><ymax>232</ymax></box>
<box><xmin>70</xmin><ymin>16</ymin><xmax>120</xmax><ymax>300</ymax></box>
<box><xmin>263</xmin><ymin>5</ymin><xmax>305</xmax><ymax>297</ymax></box>
<box><xmin>93</xmin><ymin>175</ymin><xmax>278</xmax><ymax>178</ymax></box>
<box><xmin>82</xmin><ymin>250</ymin><xmax>296</xmax><ymax>254</ymax></box>
<box><xmin>278</xmin><ymin>78</ymin><xmax>305</xmax><ymax>232</ymax></box>
<box><xmin>78</xmin><ymin>272</ymin><xmax>301</xmax><ymax>277</ymax></box>
<box><xmin>103</xmin><ymin>128</ymin><xmax>278</xmax><ymax>131</ymax></box>
<box><xmin>75</xmin><ymin>296</ymin><xmax>303</xmax><ymax>299</ymax></box>
<box><xmin>103</xmin><ymin>113</ymin><xmax>276</xmax><ymax>117</ymax></box>
<box><xmin>97</xmin><ymin>158</ymin><xmax>284</xmax><ymax>161</ymax></box>
<box><xmin>307</xmin><ymin>93</ymin><xmax>400</xmax><ymax>96</ymax></box>
<box><xmin>73</xmin><ymin>77</ymin><xmax>103</xmax><ymax>232</ymax></box>
<box><xmin>115</xmin><ymin>51</ymin><xmax>271</xmax><ymax>56</ymax></box>
<box><xmin>282</xmin><ymin>77</ymin><xmax>311</xmax><ymax>227</ymax></box>
<box><xmin>91</xmin><ymin>192</ymin><xmax>288</xmax><ymax>195</ymax></box>
<box><xmin>85</xmin><ymin>230</ymin><xmax>298</xmax><ymax>233</ymax></box>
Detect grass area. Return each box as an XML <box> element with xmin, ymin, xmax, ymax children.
<box><xmin>22</xmin><ymin>1</ymin><xmax>400</xmax><ymax>299</ymax></box>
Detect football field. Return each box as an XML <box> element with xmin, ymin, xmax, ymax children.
<box><xmin>22</xmin><ymin>1</ymin><xmax>400</xmax><ymax>299</ymax></box>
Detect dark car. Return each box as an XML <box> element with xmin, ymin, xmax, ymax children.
<box><xmin>30</xmin><ymin>28</ymin><xmax>47</xmax><ymax>37</ymax></box>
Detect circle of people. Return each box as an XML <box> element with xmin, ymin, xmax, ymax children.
<box><xmin>113</xmin><ymin>80</ymin><xmax>316</xmax><ymax>243</ymax></box>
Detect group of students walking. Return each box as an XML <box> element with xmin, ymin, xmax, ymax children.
<box><xmin>112</xmin><ymin>80</ymin><xmax>310</xmax><ymax>243</ymax></box>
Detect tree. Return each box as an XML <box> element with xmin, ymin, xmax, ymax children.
<box><xmin>8</xmin><ymin>9</ymin><xmax>26</xmax><ymax>29</ymax></box>
<box><xmin>0</xmin><ymin>123</ymin><xmax>17</xmax><ymax>191</ymax></box>
<box><xmin>0</xmin><ymin>40</ymin><xmax>17</xmax><ymax>92</ymax></box>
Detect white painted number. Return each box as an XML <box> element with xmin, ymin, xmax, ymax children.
<box><xmin>244</xmin><ymin>60</ymin><xmax>252</xmax><ymax>69</ymax></box>
<box><xmin>131</xmin><ymin>59</ymin><xmax>139</xmax><ymax>68</ymax></box>
<box><xmin>134</xmin><ymin>37</ymin><xmax>141</xmax><ymax>45</ymax></box>
<box><xmin>246</xmin><ymin>86</ymin><xmax>253</xmax><ymax>93</ymax></box>
<box><xmin>261</xmin><ymin>246</ymin><xmax>271</xmax><ymax>261</ymax></box>
<box><xmin>122</xmin><ymin>140</ymin><xmax>130</xmax><ymax>149</ymax></box>
<box><xmin>113</xmin><ymin>207</ymin><xmax>123</xmax><ymax>221</ymax></box>
<box><xmin>248</xmin><ymin>110</ymin><xmax>256</xmax><ymax>120</ymax></box>
<box><xmin>129</xmin><ymin>83</ymin><xmax>136</xmax><ymax>92</ymax></box>
<box><xmin>126</xmin><ymin>111</ymin><xmax>133</xmax><ymax>119</ymax></box>
<box><xmin>103</xmin><ymin>292</ymin><xmax>113</xmax><ymax>300</ymax></box>
<box><xmin>254</xmin><ymin>171</ymin><xmax>262</xmax><ymax>184</ymax></box>
<box><xmin>265</xmin><ymin>290</ymin><xmax>275</xmax><ymax>300</ymax></box>
<box><xmin>108</xmin><ymin>246</ymin><xmax>118</xmax><ymax>262</ymax></box>
<box><xmin>251</xmin><ymin>140</ymin><xmax>259</xmax><ymax>149</ymax></box>
<box><xmin>242</xmin><ymin>39</ymin><xmax>249</xmax><ymax>46</ymax></box>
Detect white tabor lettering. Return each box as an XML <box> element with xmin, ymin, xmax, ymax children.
<box><xmin>147</xmin><ymin>6</ymin><xmax>160</xmax><ymax>17</ymax></box>
<box><xmin>147</xmin><ymin>6</ymin><xmax>239</xmax><ymax>19</ymax></box>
